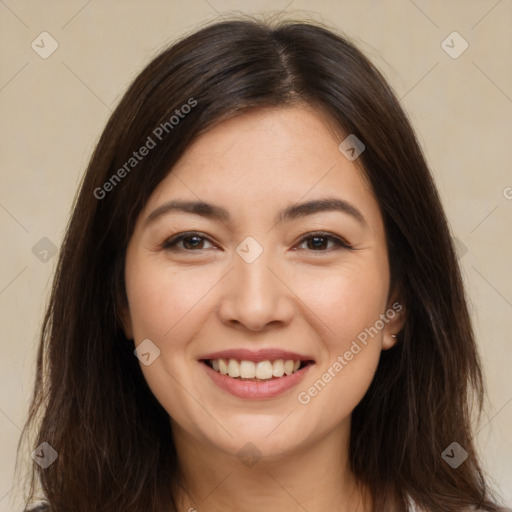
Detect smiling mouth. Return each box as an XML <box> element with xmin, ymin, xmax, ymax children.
<box><xmin>201</xmin><ymin>358</ymin><xmax>314</xmax><ymax>381</ymax></box>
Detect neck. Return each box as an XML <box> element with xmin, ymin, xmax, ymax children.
<box><xmin>171</xmin><ymin>420</ymin><xmax>371</xmax><ymax>512</ymax></box>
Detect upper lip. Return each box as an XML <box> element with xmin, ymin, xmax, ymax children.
<box><xmin>200</xmin><ymin>349</ymin><xmax>315</xmax><ymax>363</ymax></box>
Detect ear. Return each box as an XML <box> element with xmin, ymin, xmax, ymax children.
<box><xmin>382</xmin><ymin>291</ymin><xmax>405</xmax><ymax>350</ymax></box>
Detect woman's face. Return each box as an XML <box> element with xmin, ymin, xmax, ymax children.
<box><xmin>122</xmin><ymin>105</ymin><xmax>402</xmax><ymax>460</ymax></box>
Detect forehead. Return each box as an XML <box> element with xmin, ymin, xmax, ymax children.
<box><xmin>141</xmin><ymin>106</ymin><xmax>382</xmax><ymax>232</ymax></box>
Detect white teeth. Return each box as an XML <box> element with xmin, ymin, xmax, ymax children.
<box><xmin>227</xmin><ymin>358</ymin><xmax>240</xmax><ymax>378</ymax></box>
<box><xmin>209</xmin><ymin>358</ymin><xmax>304</xmax><ymax>379</ymax></box>
<box><xmin>284</xmin><ymin>360</ymin><xmax>294</xmax><ymax>375</ymax></box>
<box><xmin>218</xmin><ymin>359</ymin><xmax>228</xmax><ymax>375</ymax></box>
<box><xmin>272</xmin><ymin>359</ymin><xmax>284</xmax><ymax>377</ymax></box>
<box><xmin>256</xmin><ymin>361</ymin><xmax>273</xmax><ymax>379</ymax></box>
<box><xmin>240</xmin><ymin>360</ymin><xmax>256</xmax><ymax>378</ymax></box>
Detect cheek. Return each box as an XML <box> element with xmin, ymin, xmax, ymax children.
<box><xmin>299</xmin><ymin>261</ymin><xmax>389</xmax><ymax>349</ymax></box>
<box><xmin>294</xmin><ymin>261</ymin><xmax>388</xmax><ymax>412</ymax></box>
<box><xmin>125</xmin><ymin>260</ymin><xmax>220</xmax><ymax>341</ymax></box>
<box><xmin>125</xmin><ymin>260</ymin><xmax>223</xmax><ymax>430</ymax></box>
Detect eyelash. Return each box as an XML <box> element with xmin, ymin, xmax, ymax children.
<box><xmin>161</xmin><ymin>231</ymin><xmax>353</xmax><ymax>253</ymax></box>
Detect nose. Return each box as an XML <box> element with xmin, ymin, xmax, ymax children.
<box><xmin>217</xmin><ymin>247</ymin><xmax>295</xmax><ymax>332</ymax></box>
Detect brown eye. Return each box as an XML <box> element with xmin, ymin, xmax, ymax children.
<box><xmin>163</xmin><ymin>233</ymin><xmax>216</xmax><ymax>251</ymax></box>
<box><xmin>295</xmin><ymin>232</ymin><xmax>352</xmax><ymax>251</ymax></box>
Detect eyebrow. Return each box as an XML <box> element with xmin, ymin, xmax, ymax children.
<box><xmin>144</xmin><ymin>197</ymin><xmax>367</xmax><ymax>227</ymax></box>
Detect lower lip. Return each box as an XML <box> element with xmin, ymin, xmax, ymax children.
<box><xmin>201</xmin><ymin>362</ymin><xmax>313</xmax><ymax>399</ymax></box>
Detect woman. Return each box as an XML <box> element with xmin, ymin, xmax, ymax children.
<box><xmin>19</xmin><ymin>17</ymin><xmax>509</xmax><ymax>512</ymax></box>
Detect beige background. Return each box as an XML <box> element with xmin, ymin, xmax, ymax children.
<box><xmin>1</xmin><ymin>0</ymin><xmax>511</xmax><ymax>509</ymax></box>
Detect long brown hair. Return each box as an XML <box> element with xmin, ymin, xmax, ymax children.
<box><xmin>18</xmin><ymin>17</ymin><xmax>506</xmax><ymax>512</ymax></box>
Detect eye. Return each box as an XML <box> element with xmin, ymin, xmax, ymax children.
<box><xmin>162</xmin><ymin>232</ymin><xmax>217</xmax><ymax>251</ymax></box>
<box><xmin>294</xmin><ymin>232</ymin><xmax>353</xmax><ymax>251</ymax></box>
<box><xmin>162</xmin><ymin>231</ymin><xmax>353</xmax><ymax>253</ymax></box>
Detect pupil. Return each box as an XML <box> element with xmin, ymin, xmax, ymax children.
<box><xmin>309</xmin><ymin>236</ymin><xmax>326</xmax><ymax>250</ymax></box>
<box><xmin>184</xmin><ymin>236</ymin><xmax>202</xmax><ymax>249</ymax></box>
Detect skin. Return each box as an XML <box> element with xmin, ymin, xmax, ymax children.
<box><xmin>121</xmin><ymin>105</ymin><xmax>404</xmax><ymax>512</ymax></box>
